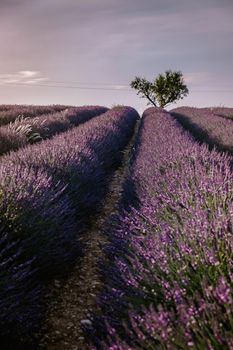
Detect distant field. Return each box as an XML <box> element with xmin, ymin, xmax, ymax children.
<box><xmin>171</xmin><ymin>106</ymin><xmax>233</xmax><ymax>153</ymax></box>
<box><xmin>0</xmin><ymin>104</ymin><xmax>69</xmax><ymax>126</ymax></box>
<box><xmin>206</xmin><ymin>106</ymin><xmax>233</xmax><ymax>119</ymax></box>
<box><xmin>0</xmin><ymin>104</ymin><xmax>232</xmax><ymax>349</ymax></box>
<box><xmin>0</xmin><ymin>105</ymin><xmax>108</xmax><ymax>156</ymax></box>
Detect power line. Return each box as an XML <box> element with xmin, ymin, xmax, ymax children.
<box><xmin>48</xmin><ymin>82</ymin><xmax>233</xmax><ymax>92</ymax></box>
<box><xmin>0</xmin><ymin>82</ymin><xmax>132</xmax><ymax>91</ymax></box>
<box><xmin>191</xmin><ymin>90</ymin><xmax>233</xmax><ymax>93</ymax></box>
<box><xmin>0</xmin><ymin>81</ymin><xmax>233</xmax><ymax>93</ymax></box>
<box><xmin>42</xmin><ymin>80</ymin><xmax>129</xmax><ymax>87</ymax></box>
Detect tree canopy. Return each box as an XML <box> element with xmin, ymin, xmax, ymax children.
<box><xmin>131</xmin><ymin>70</ymin><xmax>189</xmax><ymax>108</ymax></box>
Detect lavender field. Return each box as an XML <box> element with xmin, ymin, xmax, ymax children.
<box><xmin>0</xmin><ymin>106</ymin><xmax>108</xmax><ymax>156</ymax></box>
<box><xmin>92</xmin><ymin>107</ymin><xmax>233</xmax><ymax>350</ymax></box>
<box><xmin>0</xmin><ymin>105</ymin><xmax>69</xmax><ymax>126</ymax></box>
<box><xmin>171</xmin><ymin>107</ymin><xmax>233</xmax><ymax>153</ymax></box>
<box><xmin>0</xmin><ymin>104</ymin><xmax>232</xmax><ymax>350</ymax></box>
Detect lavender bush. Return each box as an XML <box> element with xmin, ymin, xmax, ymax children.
<box><xmin>0</xmin><ymin>127</ymin><xmax>28</xmax><ymax>154</ymax></box>
<box><xmin>0</xmin><ymin>105</ymin><xmax>20</xmax><ymax>112</ymax></box>
<box><xmin>0</xmin><ymin>104</ymin><xmax>69</xmax><ymax>126</ymax></box>
<box><xmin>0</xmin><ymin>106</ymin><xmax>108</xmax><ymax>156</ymax></box>
<box><xmin>0</xmin><ymin>106</ymin><xmax>139</xmax><ymax>345</ymax></box>
<box><xmin>0</xmin><ymin>167</ymin><xmax>74</xmax><ymax>344</ymax></box>
<box><xmin>93</xmin><ymin>108</ymin><xmax>233</xmax><ymax>350</ymax></box>
<box><xmin>205</xmin><ymin>107</ymin><xmax>233</xmax><ymax>119</ymax></box>
<box><xmin>171</xmin><ymin>106</ymin><xmax>233</xmax><ymax>153</ymax></box>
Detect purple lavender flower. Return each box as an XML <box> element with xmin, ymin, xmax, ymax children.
<box><xmin>0</xmin><ymin>105</ymin><xmax>108</xmax><ymax>156</ymax></box>
<box><xmin>0</xmin><ymin>106</ymin><xmax>139</xmax><ymax>344</ymax></box>
<box><xmin>93</xmin><ymin>107</ymin><xmax>233</xmax><ymax>350</ymax></box>
<box><xmin>215</xmin><ymin>277</ymin><xmax>232</xmax><ymax>305</ymax></box>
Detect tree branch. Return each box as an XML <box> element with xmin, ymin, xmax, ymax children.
<box><xmin>144</xmin><ymin>93</ymin><xmax>157</xmax><ymax>107</ymax></box>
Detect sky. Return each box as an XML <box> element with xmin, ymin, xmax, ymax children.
<box><xmin>0</xmin><ymin>0</ymin><xmax>232</xmax><ymax>113</ymax></box>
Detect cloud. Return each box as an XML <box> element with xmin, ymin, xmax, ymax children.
<box><xmin>24</xmin><ymin>78</ymin><xmax>49</xmax><ymax>84</ymax></box>
<box><xmin>0</xmin><ymin>71</ymin><xmax>48</xmax><ymax>85</ymax></box>
<box><xmin>18</xmin><ymin>70</ymin><xmax>39</xmax><ymax>78</ymax></box>
<box><xmin>2</xmin><ymin>79</ymin><xmax>20</xmax><ymax>83</ymax></box>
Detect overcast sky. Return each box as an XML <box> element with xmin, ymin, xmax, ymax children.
<box><xmin>0</xmin><ymin>0</ymin><xmax>232</xmax><ymax>112</ymax></box>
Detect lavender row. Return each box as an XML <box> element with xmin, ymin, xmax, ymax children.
<box><xmin>93</xmin><ymin>108</ymin><xmax>233</xmax><ymax>349</ymax></box>
<box><xmin>0</xmin><ymin>106</ymin><xmax>108</xmax><ymax>156</ymax></box>
<box><xmin>204</xmin><ymin>107</ymin><xmax>233</xmax><ymax>119</ymax></box>
<box><xmin>0</xmin><ymin>105</ymin><xmax>18</xmax><ymax>112</ymax></box>
<box><xmin>171</xmin><ymin>106</ymin><xmax>233</xmax><ymax>154</ymax></box>
<box><xmin>0</xmin><ymin>106</ymin><xmax>139</xmax><ymax>345</ymax></box>
<box><xmin>0</xmin><ymin>104</ymin><xmax>68</xmax><ymax>126</ymax></box>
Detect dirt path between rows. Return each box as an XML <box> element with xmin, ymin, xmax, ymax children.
<box><xmin>38</xmin><ymin>121</ymin><xmax>140</xmax><ymax>350</ymax></box>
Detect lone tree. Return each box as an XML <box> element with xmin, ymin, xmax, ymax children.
<box><xmin>130</xmin><ymin>70</ymin><xmax>189</xmax><ymax>108</ymax></box>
